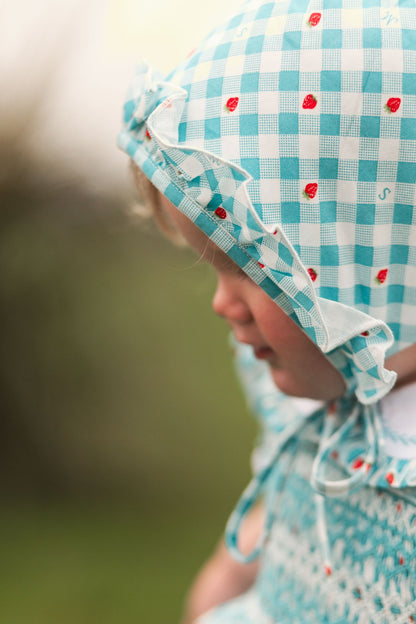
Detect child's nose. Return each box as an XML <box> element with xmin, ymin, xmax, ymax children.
<box><xmin>212</xmin><ymin>277</ymin><xmax>252</xmax><ymax>324</ymax></box>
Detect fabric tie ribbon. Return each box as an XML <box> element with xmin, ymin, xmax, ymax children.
<box><xmin>224</xmin><ymin>399</ymin><xmax>383</xmax><ymax>573</ymax></box>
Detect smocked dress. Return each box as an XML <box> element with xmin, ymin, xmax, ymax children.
<box><xmin>197</xmin><ymin>342</ymin><xmax>416</xmax><ymax>624</ymax></box>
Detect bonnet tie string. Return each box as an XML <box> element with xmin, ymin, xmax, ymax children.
<box><xmin>225</xmin><ymin>401</ymin><xmax>381</xmax><ymax>567</ymax></box>
<box><xmin>224</xmin><ymin>407</ymin><xmax>326</xmax><ymax>564</ymax></box>
<box><xmin>311</xmin><ymin>402</ymin><xmax>382</xmax><ymax>574</ymax></box>
<box><xmin>310</xmin><ymin>403</ymin><xmax>381</xmax><ymax>497</ymax></box>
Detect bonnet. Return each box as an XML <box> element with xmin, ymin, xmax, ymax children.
<box><xmin>118</xmin><ymin>0</ymin><xmax>416</xmax><ymax>565</ymax></box>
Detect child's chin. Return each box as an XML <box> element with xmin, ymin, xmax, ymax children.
<box><xmin>270</xmin><ymin>370</ymin><xmax>325</xmax><ymax>400</ymax></box>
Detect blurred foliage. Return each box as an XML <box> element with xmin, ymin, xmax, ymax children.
<box><xmin>0</xmin><ymin>185</ymin><xmax>258</xmax><ymax>620</ymax></box>
<box><xmin>0</xmin><ymin>501</ymin><xmax>228</xmax><ymax>623</ymax></box>
<box><xmin>0</xmin><ymin>188</ymin><xmax>257</xmax><ymax>507</ymax></box>
<box><xmin>0</xmin><ymin>3</ymin><xmax>259</xmax><ymax>616</ymax></box>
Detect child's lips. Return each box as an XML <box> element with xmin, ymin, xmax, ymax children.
<box><xmin>233</xmin><ymin>334</ymin><xmax>275</xmax><ymax>361</ymax></box>
<box><xmin>253</xmin><ymin>346</ymin><xmax>275</xmax><ymax>360</ymax></box>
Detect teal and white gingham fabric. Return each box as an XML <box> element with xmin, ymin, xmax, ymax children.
<box><xmin>118</xmin><ymin>0</ymin><xmax>416</xmax><ymax>405</ymax></box>
<box><xmin>118</xmin><ymin>0</ymin><xmax>416</xmax><ymax>615</ymax></box>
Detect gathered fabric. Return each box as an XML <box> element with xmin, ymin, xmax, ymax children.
<box><xmin>198</xmin><ymin>425</ymin><xmax>416</xmax><ymax>624</ymax></box>
<box><xmin>118</xmin><ymin>0</ymin><xmax>416</xmax><ymax>405</ymax></box>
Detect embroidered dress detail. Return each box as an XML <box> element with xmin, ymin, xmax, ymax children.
<box><xmin>226</xmin><ymin>342</ymin><xmax>416</xmax><ymax>569</ymax></box>
<box><xmin>198</xmin><ymin>440</ymin><xmax>416</xmax><ymax>624</ymax></box>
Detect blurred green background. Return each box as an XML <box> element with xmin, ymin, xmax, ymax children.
<box><xmin>1</xmin><ymin>2</ymin><xmax>257</xmax><ymax>619</ymax></box>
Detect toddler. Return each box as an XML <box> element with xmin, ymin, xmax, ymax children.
<box><xmin>119</xmin><ymin>1</ymin><xmax>416</xmax><ymax>622</ymax></box>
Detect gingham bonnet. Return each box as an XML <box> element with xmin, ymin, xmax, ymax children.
<box><xmin>118</xmin><ymin>0</ymin><xmax>416</xmax><ymax>404</ymax></box>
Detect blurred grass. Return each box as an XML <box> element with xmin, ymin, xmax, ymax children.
<box><xmin>0</xmin><ymin>188</ymin><xmax>258</xmax><ymax>620</ymax></box>
<box><xmin>0</xmin><ymin>501</ymin><xmax>227</xmax><ymax>623</ymax></box>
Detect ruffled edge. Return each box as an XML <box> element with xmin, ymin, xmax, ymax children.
<box><xmin>118</xmin><ymin>61</ymin><xmax>397</xmax><ymax>404</ymax></box>
<box><xmin>234</xmin><ymin>340</ymin><xmax>416</xmax><ymax>492</ymax></box>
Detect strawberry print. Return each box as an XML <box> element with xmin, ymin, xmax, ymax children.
<box><xmin>324</xmin><ymin>564</ymin><xmax>332</xmax><ymax>576</ymax></box>
<box><xmin>385</xmin><ymin>97</ymin><xmax>401</xmax><ymax>114</ymax></box>
<box><xmin>397</xmin><ymin>502</ymin><xmax>403</xmax><ymax>512</ymax></box>
<box><xmin>225</xmin><ymin>97</ymin><xmax>239</xmax><ymax>113</ymax></box>
<box><xmin>375</xmin><ymin>268</ymin><xmax>388</xmax><ymax>284</ymax></box>
<box><xmin>307</xmin><ymin>12</ymin><xmax>321</xmax><ymax>27</ymax></box>
<box><xmin>303</xmin><ymin>183</ymin><xmax>318</xmax><ymax>199</ymax></box>
<box><xmin>258</xmin><ymin>262</ymin><xmax>265</xmax><ymax>268</ymax></box>
<box><xmin>302</xmin><ymin>94</ymin><xmax>317</xmax><ymax>109</ymax></box>
<box><xmin>361</xmin><ymin>331</ymin><xmax>369</xmax><ymax>336</ymax></box>
<box><xmin>399</xmin><ymin>556</ymin><xmax>405</xmax><ymax>565</ymax></box>
<box><xmin>145</xmin><ymin>129</ymin><xmax>151</xmax><ymax>141</ymax></box>
<box><xmin>307</xmin><ymin>267</ymin><xmax>318</xmax><ymax>282</ymax></box>
<box><xmin>215</xmin><ymin>207</ymin><xmax>227</xmax><ymax>219</ymax></box>
<box><xmin>385</xmin><ymin>472</ymin><xmax>394</xmax><ymax>485</ymax></box>
<box><xmin>352</xmin><ymin>457</ymin><xmax>364</xmax><ymax>470</ymax></box>
<box><xmin>353</xmin><ymin>587</ymin><xmax>362</xmax><ymax>600</ymax></box>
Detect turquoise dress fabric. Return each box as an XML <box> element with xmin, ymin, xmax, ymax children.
<box><xmin>118</xmin><ymin>0</ymin><xmax>416</xmax><ymax>620</ymax></box>
<box><xmin>195</xmin><ymin>343</ymin><xmax>416</xmax><ymax>623</ymax></box>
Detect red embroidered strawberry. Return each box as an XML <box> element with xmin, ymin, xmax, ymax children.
<box><xmin>307</xmin><ymin>12</ymin><xmax>321</xmax><ymax>27</ymax></box>
<box><xmin>225</xmin><ymin>97</ymin><xmax>239</xmax><ymax>113</ymax></box>
<box><xmin>307</xmin><ymin>267</ymin><xmax>318</xmax><ymax>282</ymax></box>
<box><xmin>399</xmin><ymin>556</ymin><xmax>405</xmax><ymax>565</ymax></box>
<box><xmin>385</xmin><ymin>97</ymin><xmax>401</xmax><ymax>114</ymax></box>
<box><xmin>385</xmin><ymin>472</ymin><xmax>394</xmax><ymax>485</ymax></box>
<box><xmin>273</xmin><ymin>228</ymin><xmax>278</xmax><ymax>235</ymax></box>
<box><xmin>303</xmin><ymin>183</ymin><xmax>318</xmax><ymax>200</ymax></box>
<box><xmin>352</xmin><ymin>457</ymin><xmax>364</xmax><ymax>470</ymax></box>
<box><xmin>215</xmin><ymin>207</ymin><xmax>227</xmax><ymax>219</ymax></box>
<box><xmin>145</xmin><ymin>129</ymin><xmax>151</xmax><ymax>141</ymax></box>
<box><xmin>375</xmin><ymin>268</ymin><xmax>388</xmax><ymax>284</ymax></box>
<box><xmin>302</xmin><ymin>94</ymin><xmax>317</xmax><ymax>109</ymax></box>
<box><xmin>353</xmin><ymin>587</ymin><xmax>362</xmax><ymax>600</ymax></box>
<box><xmin>324</xmin><ymin>564</ymin><xmax>332</xmax><ymax>576</ymax></box>
<box><xmin>258</xmin><ymin>262</ymin><xmax>265</xmax><ymax>268</ymax></box>
<box><xmin>361</xmin><ymin>331</ymin><xmax>369</xmax><ymax>336</ymax></box>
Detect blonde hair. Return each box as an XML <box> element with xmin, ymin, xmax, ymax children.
<box><xmin>130</xmin><ymin>161</ymin><xmax>186</xmax><ymax>246</ymax></box>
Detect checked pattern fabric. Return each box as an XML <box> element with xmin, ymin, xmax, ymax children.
<box><xmin>118</xmin><ymin>0</ymin><xmax>416</xmax><ymax>403</ymax></box>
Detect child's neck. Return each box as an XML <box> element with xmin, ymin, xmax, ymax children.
<box><xmin>385</xmin><ymin>343</ymin><xmax>416</xmax><ymax>392</ymax></box>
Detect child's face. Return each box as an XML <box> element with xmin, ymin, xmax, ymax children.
<box><xmin>160</xmin><ymin>195</ymin><xmax>346</xmax><ymax>401</ymax></box>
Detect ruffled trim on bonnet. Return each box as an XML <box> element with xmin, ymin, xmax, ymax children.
<box><xmin>118</xmin><ymin>61</ymin><xmax>396</xmax><ymax>404</ymax></box>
